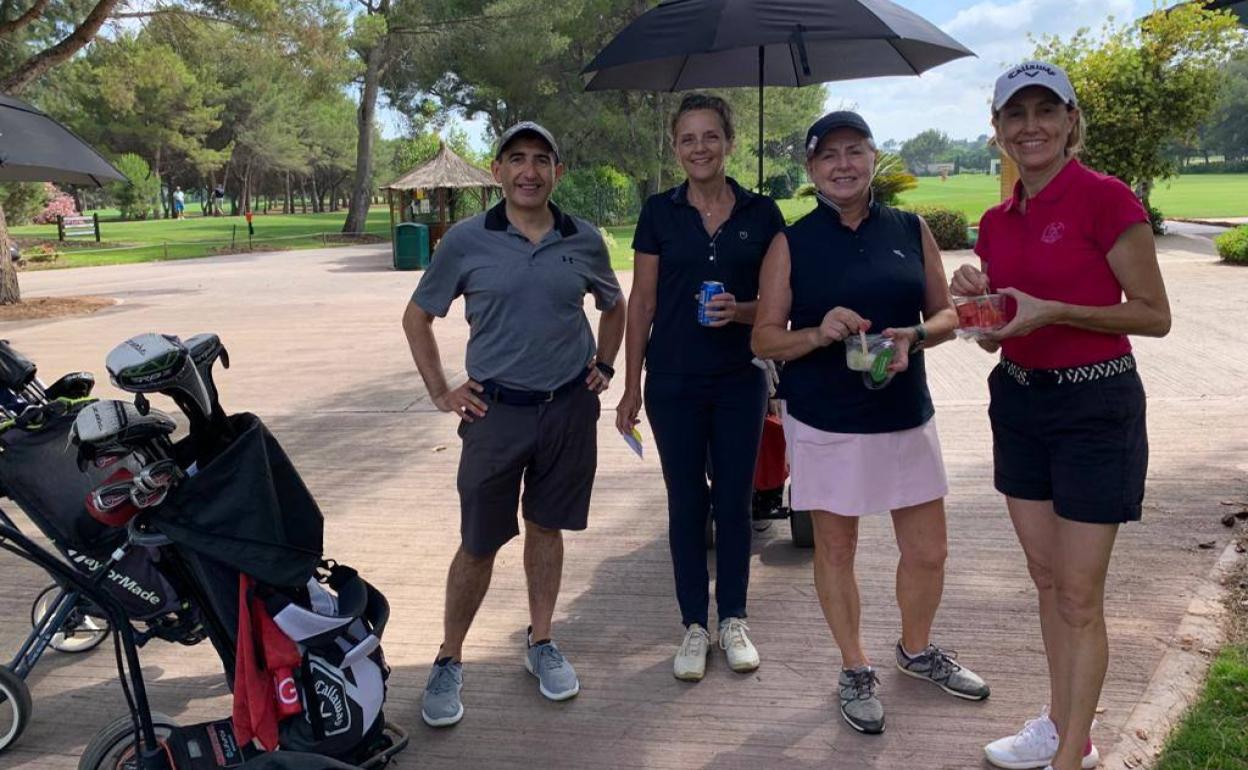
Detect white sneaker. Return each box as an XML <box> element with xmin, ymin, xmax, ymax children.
<box><xmin>984</xmin><ymin>707</ymin><xmax>1100</xmax><ymax>769</ymax></box>
<box><xmin>673</xmin><ymin>624</ymin><xmax>710</xmax><ymax>681</ymax></box>
<box><xmin>718</xmin><ymin>617</ymin><xmax>760</xmax><ymax>673</ymax></box>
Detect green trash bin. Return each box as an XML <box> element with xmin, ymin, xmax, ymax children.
<box><xmin>393</xmin><ymin>222</ymin><xmax>430</xmax><ymax>270</ymax></box>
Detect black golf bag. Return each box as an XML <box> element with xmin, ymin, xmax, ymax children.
<box><xmin>1</xmin><ymin>403</ymin><xmax>397</xmax><ymax>765</ymax></box>
<box><xmin>146</xmin><ymin>411</ymin><xmax>392</xmax><ymax>763</ymax></box>
<box><xmin>0</xmin><ymin>409</ymin><xmax>203</xmax><ymax>637</ymax></box>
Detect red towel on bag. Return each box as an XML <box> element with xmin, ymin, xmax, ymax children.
<box><xmin>753</xmin><ymin>414</ymin><xmax>788</xmax><ymax>491</ymax></box>
<box><xmin>232</xmin><ymin>574</ymin><xmax>302</xmax><ymax>750</ymax></box>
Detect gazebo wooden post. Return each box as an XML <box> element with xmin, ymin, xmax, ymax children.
<box><xmin>437</xmin><ymin>187</ymin><xmax>447</xmax><ymax>229</ymax></box>
<box><xmin>387</xmin><ymin>189</ymin><xmax>395</xmax><ymax>232</ymax></box>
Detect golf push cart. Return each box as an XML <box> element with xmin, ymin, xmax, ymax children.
<box><xmin>0</xmin><ymin>335</ymin><xmax>408</xmax><ymax>769</ymax></box>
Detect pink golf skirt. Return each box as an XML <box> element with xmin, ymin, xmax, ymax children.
<box><xmin>782</xmin><ymin>407</ymin><xmax>948</xmax><ymax>516</ymax></box>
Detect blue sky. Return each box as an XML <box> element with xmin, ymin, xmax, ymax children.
<box><xmin>380</xmin><ymin>0</ymin><xmax>1149</xmax><ymax>148</ymax></box>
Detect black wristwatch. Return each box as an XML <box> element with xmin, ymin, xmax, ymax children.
<box><xmin>909</xmin><ymin>324</ymin><xmax>927</xmax><ymax>354</ymax></box>
<box><xmin>594</xmin><ymin>361</ymin><xmax>616</xmax><ymax>378</ymax></box>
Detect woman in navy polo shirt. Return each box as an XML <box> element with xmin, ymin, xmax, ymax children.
<box><xmin>957</xmin><ymin>63</ymin><xmax>1171</xmax><ymax>770</ymax></box>
<box><xmin>615</xmin><ymin>93</ymin><xmax>785</xmax><ymax>682</ymax></box>
<box><xmin>753</xmin><ymin>111</ymin><xmax>990</xmax><ymax>735</ymax></box>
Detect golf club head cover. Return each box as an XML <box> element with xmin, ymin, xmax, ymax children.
<box><xmin>72</xmin><ymin>399</ymin><xmax>176</xmax><ymax>456</ymax></box>
<box><xmin>0</xmin><ymin>339</ymin><xmax>37</xmax><ymax>392</ymax></box>
<box><xmin>184</xmin><ymin>332</ymin><xmax>229</xmax><ymax>412</ymax></box>
<box><xmin>44</xmin><ymin>371</ymin><xmax>95</xmax><ymax>401</ymax></box>
<box><xmin>105</xmin><ymin>333</ymin><xmax>214</xmax><ymax>424</ymax></box>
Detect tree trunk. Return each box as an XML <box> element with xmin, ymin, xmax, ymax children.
<box><xmin>240</xmin><ymin>160</ymin><xmax>253</xmax><ymax>214</ymax></box>
<box><xmin>285</xmin><ymin>173</ymin><xmax>293</xmax><ymax>214</ymax></box>
<box><xmin>342</xmin><ymin>40</ymin><xmax>385</xmax><ymax>234</ymax></box>
<box><xmin>0</xmin><ymin>204</ymin><xmax>21</xmax><ymax>305</ymax></box>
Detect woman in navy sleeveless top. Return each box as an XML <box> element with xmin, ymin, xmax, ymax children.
<box><xmin>616</xmin><ymin>94</ymin><xmax>785</xmax><ymax>682</ymax></box>
<box><xmin>753</xmin><ymin>112</ymin><xmax>989</xmax><ymax>734</ymax></box>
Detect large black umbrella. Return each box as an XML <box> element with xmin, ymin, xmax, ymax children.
<box><xmin>0</xmin><ymin>92</ymin><xmax>125</xmax><ymax>302</ymax></box>
<box><xmin>0</xmin><ymin>93</ymin><xmax>126</xmax><ymax>186</ymax></box>
<box><xmin>582</xmin><ymin>0</ymin><xmax>974</xmax><ymax>188</ymax></box>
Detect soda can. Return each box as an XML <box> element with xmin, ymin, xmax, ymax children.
<box><xmin>698</xmin><ymin>280</ymin><xmax>725</xmax><ymax>326</ymax></box>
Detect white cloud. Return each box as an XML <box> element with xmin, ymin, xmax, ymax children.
<box><xmin>829</xmin><ymin>0</ymin><xmax>1140</xmax><ymax>143</ymax></box>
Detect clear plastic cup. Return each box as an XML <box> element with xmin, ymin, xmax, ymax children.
<box><xmin>954</xmin><ymin>294</ymin><xmax>1008</xmax><ymax>338</ymax></box>
<box><xmin>845</xmin><ymin>333</ymin><xmax>896</xmax><ymax>386</ymax></box>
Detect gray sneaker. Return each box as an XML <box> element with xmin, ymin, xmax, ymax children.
<box><xmin>525</xmin><ymin>632</ymin><xmax>580</xmax><ymax>701</ymax></box>
<box><xmin>839</xmin><ymin>666</ymin><xmax>885</xmax><ymax>734</ymax></box>
<box><xmin>421</xmin><ymin>657</ymin><xmax>464</xmax><ymax>727</ymax></box>
<box><xmin>896</xmin><ymin>642</ymin><xmax>990</xmax><ymax>701</ymax></box>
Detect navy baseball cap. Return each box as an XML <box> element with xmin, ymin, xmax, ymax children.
<box><xmin>494</xmin><ymin>121</ymin><xmax>561</xmax><ymax>162</ymax></box>
<box><xmin>805</xmin><ymin>111</ymin><xmax>873</xmax><ymax>156</ymax></box>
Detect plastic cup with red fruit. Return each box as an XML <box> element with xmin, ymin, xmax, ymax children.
<box><xmin>954</xmin><ymin>294</ymin><xmax>1010</xmax><ymax>339</ymax></box>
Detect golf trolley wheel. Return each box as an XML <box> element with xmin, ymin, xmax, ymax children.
<box><xmin>789</xmin><ymin>509</ymin><xmax>814</xmax><ymax>548</ymax></box>
<box><xmin>0</xmin><ymin>665</ymin><xmax>34</xmax><ymax>752</ymax></box>
<box><xmin>78</xmin><ymin>712</ymin><xmax>178</xmax><ymax>770</ymax></box>
<box><xmin>31</xmin><ymin>585</ymin><xmax>111</xmax><ymax>654</ymax></box>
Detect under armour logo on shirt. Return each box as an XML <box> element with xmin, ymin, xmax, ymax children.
<box><xmin>739</xmin><ymin>231</ymin><xmax>749</xmax><ymax>240</ymax></box>
<box><xmin>1041</xmin><ymin>222</ymin><xmax>1066</xmax><ymax>244</ymax></box>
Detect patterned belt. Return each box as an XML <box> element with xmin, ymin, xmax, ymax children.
<box><xmin>999</xmin><ymin>353</ymin><xmax>1136</xmax><ymax>386</ymax></box>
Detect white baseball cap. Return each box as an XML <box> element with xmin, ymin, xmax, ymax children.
<box><xmin>992</xmin><ymin>61</ymin><xmax>1078</xmax><ymax>113</ymax></box>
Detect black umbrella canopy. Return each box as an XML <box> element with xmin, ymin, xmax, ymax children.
<box><xmin>583</xmin><ymin>0</ymin><xmax>973</xmax><ymax>90</ymax></box>
<box><xmin>0</xmin><ymin>93</ymin><xmax>126</xmax><ymax>187</ymax></box>
<box><xmin>583</xmin><ymin>0</ymin><xmax>974</xmax><ymax>188</ymax></box>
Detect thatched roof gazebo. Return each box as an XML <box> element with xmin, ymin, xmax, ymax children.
<box><xmin>383</xmin><ymin>142</ymin><xmax>500</xmax><ymax>247</ymax></box>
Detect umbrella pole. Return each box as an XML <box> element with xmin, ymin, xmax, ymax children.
<box><xmin>758</xmin><ymin>46</ymin><xmax>765</xmax><ymax>192</ymax></box>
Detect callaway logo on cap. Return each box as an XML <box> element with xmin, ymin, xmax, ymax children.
<box><xmin>992</xmin><ymin>60</ymin><xmax>1078</xmax><ymax>113</ymax></box>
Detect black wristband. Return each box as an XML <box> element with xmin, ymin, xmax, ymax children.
<box><xmin>909</xmin><ymin>324</ymin><xmax>927</xmax><ymax>354</ymax></box>
<box><xmin>594</xmin><ymin>361</ymin><xmax>615</xmax><ymax>378</ymax></box>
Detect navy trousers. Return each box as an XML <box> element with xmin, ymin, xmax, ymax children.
<box><xmin>644</xmin><ymin>365</ymin><xmax>767</xmax><ymax>628</ymax></box>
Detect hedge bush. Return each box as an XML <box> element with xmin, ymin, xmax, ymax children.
<box><xmin>1147</xmin><ymin>205</ymin><xmax>1167</xmax><ymax>235</ymax></box>
<box><xmin>0</xmin><ymin>182</ymin><xmax>50</xmax><ymax>226</ymax></box>
<box><xmin>109</xmin><ymin>153</ymin><xmax>161</xmax><ymax>220</ymax></box>
<box><xmin>1215</xmin><ymin>225</ymin><xmax>1248</xmax><ymax>264</ymax></box>
<box><xmin>553</xmin><ymin>165</ymin><xmax>640</xmax><ymax>226</ymax></box>
<box><xmin>909</xmin><ymin>205</ymin><xmax>969</xmax><ymax>250</ymax></box>
<box><xmin>1177</xmin><ymin>159</ymin><xmax>1248</xmax><ymax>174</ymax></box>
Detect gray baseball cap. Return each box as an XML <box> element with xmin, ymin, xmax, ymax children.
<box><xmin>992</xmin><ymin>61</ymin><xmax>1078</xmax><ymax>113</ymax></box>
<box><xmin>494</xmin><ymin>121</ymin><xmax>560</xmax><ymax>162</ymax></box>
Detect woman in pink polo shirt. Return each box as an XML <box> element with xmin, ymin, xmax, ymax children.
<box><xmin>952</xmin><ymin>62</ymin><xmax>1171</xmax><ymax>770</ymax></box>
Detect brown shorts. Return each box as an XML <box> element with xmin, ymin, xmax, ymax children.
<box><xmin>456</xmin><ymin>383</ymin><xmax>600</xmax><ymax>555</ymax></box>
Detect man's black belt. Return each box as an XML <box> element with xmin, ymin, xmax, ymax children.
<box><xmin>480</xmin><ymin>368</ymin><xmax>588</xmax><ymax>406</ymax></box>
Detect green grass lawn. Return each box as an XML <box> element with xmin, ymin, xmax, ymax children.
<box><xmin>9</xmin><ymin>173</ymin><xmax>1245</xmax><ymax>272</ymax></box>
<box><xmin>896</xmin><ymin>172</ymin><xmax>1248</xmax><ymax>220</ymax></box>
<box><xmin>610</xmin><ymin>173</ymin><xmax>1248</xmax><ymax>269</ymax></box>
<box><xmin>9</xmin><ymin>208</ymin><xmax>392</xmax><ymax>268</ymax></box>
<box><xmin>791</xmin><ymin>173</ymin><xmax>1248</xmax><ymax>223</ymax></box>
<box><xmin>1153</xmin><ymin>644</ymin><xmax>1248</xmax><ymax>769</ymax></box>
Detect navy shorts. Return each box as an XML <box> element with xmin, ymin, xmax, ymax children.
<box><xmin>455</xmin><ymin>383</ymin><xmax>600</xmax><ymax>556</ymax></box>
<box><xmin>988</xmin><ymin>362</ymin><xmax>1148</xmax><ymax>524</ymax></box>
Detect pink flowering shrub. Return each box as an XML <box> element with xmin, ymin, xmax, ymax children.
<box><xmin>33</xmin><ymin>184</ymin><xmax>79</xmax><ymax>225</ymax></box>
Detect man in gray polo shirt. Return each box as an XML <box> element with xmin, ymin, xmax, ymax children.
<box><xmin>402</xmin><ymin>121</ymin><xmax>625</xmax><ymax>727</ymax></box>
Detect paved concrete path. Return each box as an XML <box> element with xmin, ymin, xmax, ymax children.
<box><xmin>0</xmin><ymin>235</ymin><xmax>1244</xmax><ymax>769</ymax></box>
